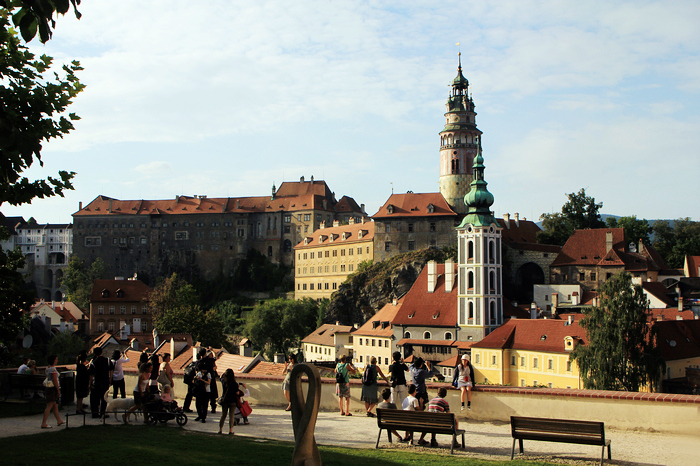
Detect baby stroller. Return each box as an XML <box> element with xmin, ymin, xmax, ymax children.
<box><xmin>143</xmin><ymin>397</ymin><xmax>188</xmax><ymax>426</ymax></box>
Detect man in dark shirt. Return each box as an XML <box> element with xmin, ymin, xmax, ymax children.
<box><xmin>88</xmin><ymin>346</ymin><xmax>113</xmax><ymax>418</ymax></box>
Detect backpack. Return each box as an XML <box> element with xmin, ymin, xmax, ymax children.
<box><xmin>362</xmin><ymin>365</ymin><xmax>376</xmax><ymax>386</ymax></box>
<box><xmin>335</xmin><ymin>363</ymin><xmax>347</xmax><ymax>384</ymax></box>
<box><xmin>183</xmin><ymin>362</ymin><xmax>196</xmax><ymax>384</ymax></box>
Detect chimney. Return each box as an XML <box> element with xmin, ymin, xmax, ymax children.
<box><xmin>656</xmin><ymin>314</ymin><xmax>663</xmax><ymax>321</ymax></box>
<box><xmin>300</xmin><ymin>176</ymin><xmax>305</xmax><ymax>183</ymax></box>
<box><xmin>679</xmin><ymin>296</ymin><xmax>684</xmax><ymax>312</ymax></box>
<box><xmin>567</xmin><ymin>315</ymin><xmax>574</xmax><ymax>325</ymax></box>
<box><xmin>79</xmin><ymin>201</ymin><xmax>83</xmax><ymax>210</ymax></box>
<box><xmin>348</xmin><ymin>217</ymin><xmax>355</xmax><ymax>225</ymax></box>
<box><xmin>514</xmin><ymin>212</ymin><xmax>520</xmax><ymax>227</ymax></box>
<box><xmin>392</xmin><ymin>298</ymin><xmax>397</xmax><ymax>306</ymax></box>
<box><xmin>551</xmin><ymin>293</ymin><xmax>559</xmax><ymax>313</ymax></box>
<box><xmin>333</xmin><ymin>220</ymin><xmax>339</xmax><ymax>227</ymax></box>
<box><xmin>676</xmin><ymin>315</ymin><xmax>683</xmax><ymax>320</ymax></box>
<box><xmin>152</xmin><ymin>328</ymin><xmax>159</xmax><ymax>349</ymax></box>
<box><xmin>310</xmin><ymin>175</ymin><xmax>314</xmax><ymax>182</ymax></box>
<box><xmin>336</xmin><ymin>321</ymin><xmax>340</xmax><ymax>326</ymax></box>
<box><xmin>530</xmin><ymin>302</ymin><xmax>537</xmax><ymax>319</ymax></box>
<box><xmin>427</xmin><ymin>260</ymin><xmax>437</xmax><ymax>293</ymax></box>
<box><xmin>275</xmin><ymin>353</ymin><xmax>286</xmax><ymax>363</ymax></box>
<box><xmin>193</xmin><ymin>347</ymin><xmax>199</xmax><ymax>362</ymax></box>
<box><xmin>320</xmin><ymin>221</ymin><xmax>325</xmax><ymax>229</ymax></box>
<box><xmin>361</xmin><ymin>203</ymin><xmax>366</xmax><ymax>214</ymax></box>
<box><xmin>109</xmin><ymin>199</ymin><xmax>113</xmax><ymax>213</ymax></box>
<box><xmin>444</xmin><ymin>259</ymin><xmax>455</xmax><ymax>292</ymax></box>
<box><xmin>503</xmin><ymin>213</ymin><xmax>510</xmax><ymax>228</ymax></box>
<box><xmin>606</xmin><ymin>231</ymin><xmax>614</xmax><ymax>253</ymax></box>
<box><xmin>572</xmin><ymin>291</ymin><xmax>579</xmax><ymax>306</ymax></box>
<box><xmin>170</xmin><ymin>338</ymin><xmax>175</xmax><ymax>358</ymax></box>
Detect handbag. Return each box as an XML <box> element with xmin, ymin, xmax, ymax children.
<box><xmin>157</xmin><ymin>371</ymin><xmax>170</xmax><ymax>386</ymax></box>
<box><xmin>239</xmin><ymin>400</ymin><xmax>252</xmax><ymax>417</ymax></box>
<box><xmin>43</xmin><ymin>377</ymin><xmax>54</xmax><ymax>388</ymax></box>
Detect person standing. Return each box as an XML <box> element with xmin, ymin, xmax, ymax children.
<box><xmin>125</xmin><ymin>362</ymin><xmax>152</xmax><ymax>423</ymax></box>
<box><xmin>159</xmin><ymin>353</ymin><xmax>175</xmax><ymax>394</ymax></box>
<box><xmin>193</xmin><ymin>367</ymin><xmax>211</xmax><ymax>423</ymax></box>
<box><xmin>388</xmin><ymin>352</ymin><xmax>409</xmax><ymax>409</ymax></box>
<box><xmin>335</xmin><ymin>355</ymin><xmax>356</xmax><ymax>416</ymax></box>
<box><xmin>88</xmin><ymin>347</ymin><xmax>113</xmax><ymax>419</ymax></box>
<box><xmin>282</xmin><ymin>354</ymin><xmax>296</xmax><ymax>411</ymax></box>
<box><xmin>361</xmin><ymin>356</ymin><xmax>389</xmax><ymax>417</ymax></box>
<box><xmin>148</xmin><ymin>353</ymin><xmax>160</xmax><ymax>395</ymax></box>
<box><xmin>409</xmin><ymin>357</ymin><xmax>431</xmax><ymax>410</ymax></box>
<box><xmin>453</xmin><ymin>354</ymin><xmax>475</xmax><ymax>411</ymax></box>
<box><xmin>75</xmin><ymin>351</ymin><xmax>89</xmax><ymax>414</ymax></box>
<box><xmin>111</xmin><ymin>350</ymin><xmax>129</xmax><ymax>399</ymax></box>
<box><xmin>41</xmin><ymin>355</ymin><xmax>64</xmax><ymax>429</ymax></box>
<box><xmin>218</xmin><ymin>369</ymin><xmax>241</xmax><ymax>435</ymax></box>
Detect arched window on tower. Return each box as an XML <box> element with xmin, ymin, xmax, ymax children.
<box><xmin>489</xmin><ymin>301</ymin><xmax>496</xmax><ymax>325</ymax></box>
<box><xmin>468</xmin><ymin>301</ymin><xmax>474</xmax><ymax>324</ymax></box>
<box><xmin>468</xmin><ymin>271</ymin><xmax>474</xmax><ymax>290</ymax></box>
<box><xmin>489</xmin><ymin>271</ymin><xmax>495</xmax><ymax>293</ymax></box>
<box><xmin>467</xmin><ymin>241</ymin><xmax>474</xmax><ymax>262</ymax></box>
<box><xmin>489</xmin><ymin>240</ymin><xmax>495</xmax><ymax>263</ymax></box>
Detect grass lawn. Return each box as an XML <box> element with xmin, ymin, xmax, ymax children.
<box><xmin>0</xmin><ymin>425</ymin><xmax>560</xmax><ymax>466</ymax></box>
<box><xmin>0</xmin><ymin>401</ymin><xmax>46</xmax><ymax>418</ymax></box>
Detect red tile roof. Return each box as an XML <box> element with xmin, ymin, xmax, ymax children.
<box><xmin>496</xmin><ymin>218</ymin><xmax>541</xmax><ymax>244</ymax></box>
<box><xmin>397</xmin><ymin>338</ymin><xmax>459</xmax><ymax>347</ymax></box>
<box><xmin>648</xmin><ymin>308</ymin><xmax>697</xmax><ymax>322</ymax></box>
<box><xmin>371</xmin><ymin>192</ymin><xmax>457</xmax><ymax>219</ymax></box>
<box><xmin>551</xmin><ymin>228</ymin><xmax>668</xmax><ymax>273</ymax></box>
<box><xmin>30</xmin><ymin>301</ymin><xmax>86</xmax><ymax>323</ymax></box>
<box><xmin>642</xmin><ymin>282</ymin><xmax>676</xmax><ymax>308</ymax></box>
<box><xmin>473</xmin><ymin>318</ymin><xmax>587</xmax><ymax>353</ymax></box>
<box><xmin>392</xmin><ymin>263</ymin><xmax>458</xmax><ymax>327</ymax></box>
<box><xmin>653</xmin><ymin>319</ymin><xmax>700</xmax><ymax>361</ymax></box>
<box><xmin>354</xmin><ymin>300</ymin><xmax>403</xmax><ymax>337</ymax></box>
<box><xmin>302</xmin><ymin>323</ymin><xmax>355</xmax><ymax>346</ymax></box>
<box><xmin>246</xmin><ymin>360</ymin><xmax>287</xmax><ymax>377</ymax></box>
<box><xmin>294</xmin><ymin>221</ymin><xmax>374</xmax><ymax>250</ymax></box>
<box><xmin>90</xmin><ymin>279</ymin><xmax>151</xmax><ymax>303</ymax></box>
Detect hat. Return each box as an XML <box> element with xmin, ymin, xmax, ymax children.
<box><xmin>461</xmin><ymin>354</ymin><xmax>470</xmax><ymax>361</ymax></box>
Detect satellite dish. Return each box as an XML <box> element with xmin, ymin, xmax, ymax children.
<box><xmin>22</xmin><ymin>335</ymin><xmax>33</xmax><ymax>349</ymax></box>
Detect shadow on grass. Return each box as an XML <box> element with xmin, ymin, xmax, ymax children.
<box><xmin>0</xmin><ymin>425</ymin><xmax>559</xmax><ymax>466</ymax></box>
<box><xmin>0</xmin><ymin>401</ymin><xmax>46</xmax><ymax>419</ymax></box>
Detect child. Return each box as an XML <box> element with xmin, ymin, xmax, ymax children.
<box><xmin>401</xmin><ymin>384</ymin><xmax>420</xmax><ymax>444</ymax></box>
<box><xmin>234</xmin><ymin>382</ymin><xmax>251</xmax><ymax>425</ymax></box>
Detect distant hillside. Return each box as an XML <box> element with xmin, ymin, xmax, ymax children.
<box><xmin>324</xmin><ymin>248</ymin><xmax>455</xmax><ymax>326</ymax></box>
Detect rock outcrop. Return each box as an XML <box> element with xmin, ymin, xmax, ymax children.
<box><xmin>324</xmin><ymin>248</ymin><xmax>454</xmax><ymax>326</ymax></box>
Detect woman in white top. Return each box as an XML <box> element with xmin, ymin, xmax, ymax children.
<box><xmin>158</xmin><ymin>353</ymin><xmax>175</xmax><ymax>395</ymax></box>
<box><xmin>111</xmin><ymin>350</ymin><xmax>130</xmax><ymax>399</ymax></box>
<box><xmin>41</xmin><ymin>355</ymin><xmax>64</xmax><ymax>428</ymax></box>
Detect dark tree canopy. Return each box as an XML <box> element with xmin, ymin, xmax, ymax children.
<box><xmin>62</xmin><ymin>255</ymin><xmax>106</xmax><ymax>309</ymax></box>
<box><xmin>570</xmin><ymin>272</ymin><xmax>664</xmax><ymax>392</ymax></box>
<box><xmin>652</xmin><ymin>218</ymin><xmax>700</xmax><ymax>269</ymax></box>
<box><xmin>605</xmin><ymin>215</ymin><xmax>652</xmax><ymax>245</ymax></box>
<box><xmin>538</xmin><ymin>188</ymin><xmax>605</xmax><ymax>246</ymax></box>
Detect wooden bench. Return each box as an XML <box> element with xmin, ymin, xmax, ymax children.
<box><xmin>376</xmin><ymin>408</ymin><xmax>465</xmax><ymax>454</ymax></box>
<box><xmin>5</xmin><ymin>374</ymin><xmax>47</xmax><ymax>400</ymax></box>
<box><xmin>510</xmin><ymin>416</ymin><xmax>612</xmax><ymax>465</ymax></box>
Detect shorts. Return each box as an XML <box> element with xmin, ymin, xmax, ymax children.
<box><xmin>336</xmin><ymin>383</ymin><xmax>350</xmax><ymax>398</ymax></box>
<box><xmin>45</xmin><ymin>387</ymin><xmax>58</xmax><ymax>403</ymax></box>
<box><xmin>416</xmin><ymin>391</ymin><xmax>429</xmax><ymax>406</ymax></box>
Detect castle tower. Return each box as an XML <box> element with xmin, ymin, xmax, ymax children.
<box><xmin>456</xmin><ymin>151</ymin><xmax>502</xmax><ymax>341</ymax></box>
<box><xmin>438</xmin><ymin>53</ymin><xmax>482</xmax><ymax>215</ymax></box>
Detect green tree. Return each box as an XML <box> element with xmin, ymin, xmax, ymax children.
<box><xmin>244</xmin><ymin>298</ymin><xmax>319</xmax><ymax>360</ymax></box>
<box><xmin>605</xmin><ymin>216</ymin><xmax>652</xmax><ymax>245</ymax></box>
<box><xmin>538</xmin><ymin>188</ymin><xmax>605</xmax><ymax>245</ymax></box>
<box><xmin>148</xmin><ymin>273</ymin><xmax>198</xmax><ymax>316</ymax></box>
<box><xmin>652</xmin><ymin>218</ymin><xmax>700</xmax><ymax>269</ymax></box>
<box><xmin>46</xmin><ymin>330</ymin><xmax>85</xmax><ymax>365</ymax></box>
<box><xmin>570</xmin><ymin>272</ymin><xmax>664</xmax><ymax>392</ymax></box>
<box><xmin>154</xmin><ymin>304</ymin><xmax>225</xmax><ymax>348</ymax></box>
<box><xmin>0</xmin><ymin>0</ymin><xmax>82</xmax><ymax>349</ymax></box>
<box><xmin>212</xmin><ymin>300</ymin><xmax>244</xmax><ymax>335</ymax></box>
<box><xmin>62</xmin><ymin>256</ymin><xmax>106</xmax><ymax>309</ymax></box>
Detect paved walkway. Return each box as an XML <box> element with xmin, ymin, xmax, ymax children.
<box><xmin>1</xmin><ymin>403</ymin><xmax>697</xmax><ymax>465</ymax></box>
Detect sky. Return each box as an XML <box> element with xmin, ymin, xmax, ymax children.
<box><xmin>3</xmin><ymin>0</ymin><xmax>700</xmax><ymax>225</ymax></box>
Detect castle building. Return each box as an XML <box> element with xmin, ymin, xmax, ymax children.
<box><xmin>294</xmin><ymin>219</ymin><xmax>374</xmax><ymax>300</ymax></box>
<box><xmin>456</xmin><ymin>151</ymin><xmax>504</xmax><ymax>340</ymax></box>
<box><xmin>89</xmin><ymin>278</ymin><xmax>152</xmax><ymax>336</ymax></box>
<box><xmin>71</xmin><ymin>178</ymin><xmax>365</xmax><ymax>282</ymax></box>
<box><xmin>438</xmin><ymin>53</ymin><xmax>483</xmax><ymax>215</ymax></box>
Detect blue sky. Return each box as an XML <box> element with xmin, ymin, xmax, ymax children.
<box><xmin>4</xmin><ymin>0</ymin><xmax>699</xmax><ymax>225</ymax></box>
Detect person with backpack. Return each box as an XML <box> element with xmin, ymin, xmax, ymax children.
<box><xmin>88</xmin><ymin>347</ymin><xmax>113</xmax><ymax>419</ymax></box>
<box><xmin>193</xmin><ymin>367</ymin><xmax>211</xmax><ymax>422</ymax></box>
<box><xmin>335</xmin><ymin>354</ymin><xmax>356</xmax><ymax>416</ymax></box>
<box><xmin>452</xmin><ymin>354</ymin><xmax>475</xmax><ymax>411</ymax></box>
<box><xmin>360</xmin><ymin>356</ymin><xmax>389</xmax><ymax>417</ymax></box>
<box><xmin>388</xmin><ymin>351</ymin><xmax>409</xmax><ymax>409</ymax></box>
<box><xmin>182</xmin><ymin>361</ymin><xmax>196</xmax><ymax>413</ymax></box>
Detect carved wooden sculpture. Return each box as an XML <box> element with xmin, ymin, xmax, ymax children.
<box><xmin>290</xmin><ymin>363</ymin><xmax>322</xmax><ymax>466</ymax></box>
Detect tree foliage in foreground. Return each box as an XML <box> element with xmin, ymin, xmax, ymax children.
<box><xmin>570</xmin><ymin>272</ymin><xmax>664</xmax><ymax>392</ymax></box>
<box><xmin>538</xmin><ymin>188</ymin><xmax>605</xmax><ymax>245</ymax></box>
<box><xmin>243</xmin><ymin>298</ymin><xmax>319</xmax><ymax>360</ymax></box>
<box><xmin>62</xmin><ymin>255</ymin><xmax>106</xmax><ymax>309</ymax></box>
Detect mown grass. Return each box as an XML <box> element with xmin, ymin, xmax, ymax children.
<box><xmin>0</xmin><ymin>401</ymin><xmax>46</xmax><ymax>418</ymax></box>
<box><xmin>0</xmin><ymin>425</ymin><xmax>559</xmax><ymax>466</ymax></box>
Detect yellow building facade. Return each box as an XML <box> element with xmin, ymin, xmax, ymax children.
<box><xmin>294</xmin><ymin>220</ymin><xmax>374</xmax><ymax>300</ymax></box>
<box><xmin>470</xmin><ymin>318</ymin><xmax>585</xmax><ymax>389</ymax></box>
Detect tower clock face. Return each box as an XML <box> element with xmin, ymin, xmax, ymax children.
<box><xmin>453</xmin><ymin>115</ymin><xmax>460</xmax><ymax>122</ymax></box>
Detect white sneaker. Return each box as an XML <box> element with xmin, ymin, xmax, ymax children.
<box><xmin>467</xmin><ymin>406</ymin><xmax>471</xmax><ymax>411</ymax></box>
<box><xmin>460</xmin><ymin>406</ymin><xmax>464</xmax><ymax>411</ymax></box>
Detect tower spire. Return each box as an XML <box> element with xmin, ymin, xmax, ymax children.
<box><xmin>459</xmin><ymin>148</ymin><xmax>495</xmax><ymax>228</ymax></box>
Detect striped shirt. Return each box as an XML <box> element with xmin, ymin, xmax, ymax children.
<box><xmin>427</xmin><ymin>397</ymin><xmax>449</xmax><ymax>413</ymax></box>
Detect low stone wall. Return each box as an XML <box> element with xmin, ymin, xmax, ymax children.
<box><xmin>119</xmin><ymin>371</ymin><xmax>700</xmax><ymax>435</ymax></box>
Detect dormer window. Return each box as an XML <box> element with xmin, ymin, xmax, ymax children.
<box><xmin>319</xmin><ymin>235</ymin><xmax>327</xmax><ymax>243</ymax></box>
<box><xmin>116</xmin><ymin>289</ymin><xmax>124</xmax><ymax>298</ymax></box>
<box><xmin>387</xmin><ymin>205</ymin><xmax>394</xmax><ymax>214</ymax></box>
<box><xmin>427</xmin><ymin>204</ymin><xmax>435</xmax><ymax>213</ymax></box>
<box><xmin>101</xmin><ymin>289</ymin><xmax>110</xmax><ymax>298</ymax></box>
<box><xmin>304</xmin><ymin>238</ymin><xmax>310</xmax><ymax>245</ymax></box>
<box><xmin>342</xmin><ymin>232</ymin><xmax>348</xmax><ymax>240</ymax></box>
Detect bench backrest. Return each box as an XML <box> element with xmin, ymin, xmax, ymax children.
<box><xmin>9</xmin><ymin>374</ymin><xmax>47</xmax><ymax>386</ymax></box>
<box><xmin>377</xmin><ymin>408</ymin><xmax>458</xmax><ymax>434</ymax></box>
<box><xmin>511</xmin><ymin>416</ymin><xmax>605</xmax><ymax>445</ymax></box>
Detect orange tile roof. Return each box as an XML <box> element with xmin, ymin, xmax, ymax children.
<box><xmin>246</xmin><ymin>360</ymin><xmax>287</xmax><ymax>377</ymax></box>
<box><xmin>302</xmin><ymin>323</ymin><xmax>355</xmax><ymax>346</ymax></box>
<box><xmin>294</xmin><ymin>221</ymin><xmax>374</xmax><ymax>250</ymax></box>
<box><xmin>397</xmin><ymin>338</ymin><xmax>458</xmax><ymax>347</ymax></box>
<box><xmin>642</xmin><ymin>282</ymin><xmax>676</xmax><ymax>308</ymax></box>
<box><xmin>392</xmin><ymin>263</ymin><xmax>458</xmax><ymax>327</ymax></box>
<box><xmin>473</xmin><ymin>318</ymin><xmax>587</xmax><ymax>353</ymax></box>
<box><xmin>653</xmin><ymin>319</ymin><xmax>700</xmax><ymax>361</ymax></box>
<box><xmin>648</xmin><ymin>308</ymin><xmax>697</xmax><ymax>322</ymax></box>
<box><xmin>215</xmin><ymin>353</ymin><xmax>259</xmax><ymax>374</ymax></box>
<box><xmin>30</xmin><ymin>301</ymin><xmax>86</xmax><ymax>323</ymax></box>
<box><xmin>496</xmin><ymin>218</ymin><xmax>541</xmax><ymax>244</ymax></box>
<box><xmin>90</xmin><ymin>279</ymin><xmax>151</xmax><ymax>303</ymax></box>
<box><xmin>354</xmin><ymin>299</ymin><xmax>404</xmax><ymax>337</ymax></box>
<box><xmin>437</xmin><ymin>355</ymin><xmax>461</xmax><ymax>367</ymax></box>
<box><xmin>371</xmin><ymin>192</ymin><xmax>457</xmax><ymax>218</ymax></box>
